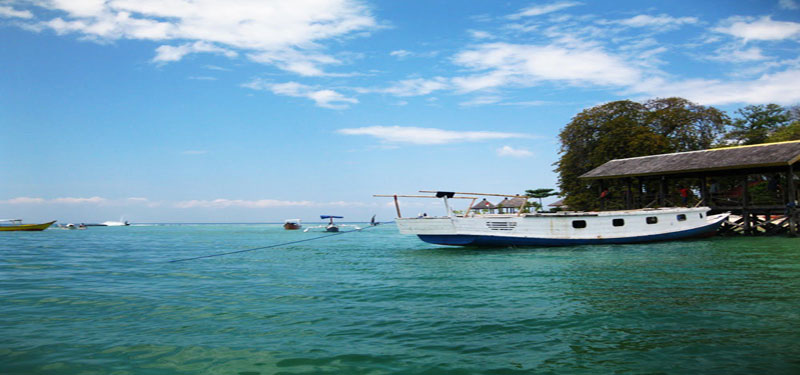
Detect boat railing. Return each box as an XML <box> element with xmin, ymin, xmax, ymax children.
<box><xmin>374</xmin><ymin>191</ymin><xmax>529</xmax><ymax>218</ymax></box>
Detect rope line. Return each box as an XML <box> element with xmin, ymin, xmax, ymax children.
<box><xmin>168</xmin><ymin>225</ymin><xmax>381</xmax><ymax>263</ymax></box>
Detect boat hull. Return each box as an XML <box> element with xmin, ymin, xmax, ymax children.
<box><xmin>283</xmin><ymin>223</ymin><xmax>302</xmax><ymax>230</ymax></box>
<box><xmin>397</xmin><ymin>208</ymin><xmax>728</xmax><ymax>247</ymax></box>
<box><xmin>0</xmin><ymin>221</ymin><xmax>56</xmax><ymax>232</ymax></box>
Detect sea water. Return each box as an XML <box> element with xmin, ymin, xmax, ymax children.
<box><xmin>1</xmin><ymin>224</ymin><xmax>799</xmax><ymax>374</ymax></box>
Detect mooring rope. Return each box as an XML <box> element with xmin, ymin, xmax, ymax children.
<box><xmin>168</xmin><ymin>224</ymin><xmax>383</xmax><ymax>263</ymax></box>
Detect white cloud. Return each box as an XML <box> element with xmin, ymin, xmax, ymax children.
<box><xmin>500</xmin><ymin>100</ymin><xmax>552</xmax><ymax>107</ymax></box>
<box><xmin>362</xmin><ymin>77</ymin><xmax>449</xmax><ymax>97</ymax></box>
<box><xmin>337</xmin><ymin>126</ymin><xmax>529</xmax><ymax>145</ymax></box>
<box><xmin>711</xmin><ymin>45</ymin><xmax>768</xmax><ymax>62</ymax></box>
<box><xmin>451</xmin><ymin>42</ymin><xmax>642</xmax><ymax>92</ymax></box>
<box><xmin>1</xmin><ymin>196</ymin><xmax>107</xmax><ymax>204</ymax></box>
<box><xmin>468</xmin><ymin>30</ymin><xmax>494</xmax><ymax>39</ymax></box>
<box><xmin>174</xmin><ymin>199</ymin><xmax>314</xmax><ymax>209</ymax></box>
<box><xmin>714</xmin><ymin>16</ymin><xmax>800</xmax><ymax>41</ymax></box>
<box><xmin>779</xmin><ymin>0</ymin><xmax>799</xmax><ymax>10</ymax></box>
<box><xmin>1</xmin><ymin>197</ymin><xmax>46</xmax><ymax>204</ymax></box>
<box><xmin>634</xmin><ymin>68</ymin><xmax>800</xmax><ymax>105</ymax></box>
<box><xmin>459</xmin><ymin>96</ymin><xmax>502</xmax><ymax>106</ymax></box>
<box><xmin>15</xmin><ymin>0</ymin><xmax>378</xmax><ymax>75</ymax></box>
<box><xmin>390</xmin><ymin>49</ymin><xmax>412</xmax><ymax>58</ymax></box>
<box><xmin>51</xmin><ymin>197</ymin><xmax>107</xmax><ymax>204</ymax></box>
<box><xmin>611</xmin><ymin>14</ymin><xmax>698</xmax><ymax>29</ymax></box>
<box><xmin>153</xmin><ymin>42</ymin><xmax>237</xmax><ymax>63</ymax></box>
<box><xmin>173</xmin><ymin>198</ymin><xmax>371</xmax><ymax>209</ymax></box>
<box><xmin>243</xmin><ymin>79</ymin><xmax>358</xmax><ymax>109</ymax></box>
<box><xmin>0</xmin><ymin>5</ymin><xmax>32</xmax><ymax>19</ymax></box>
<box><xmin>497</xmin><ymin>146</ymin><xmax>533</xmax><ymax>157</ymax></box>
<box><xmin>508</xmin><ymin>2</ymin><xmax>582</xmax><ymax>19</ymax></box>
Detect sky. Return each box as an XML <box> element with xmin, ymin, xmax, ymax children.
<box><xmin>1</xmin><ymin>0</ymin><xmax>799</xmax><ymax>223</ymax></box>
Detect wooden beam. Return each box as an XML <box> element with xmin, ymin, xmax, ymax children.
<box><xmin>374</xmin><ymin>194</ymin><xmax>477</xmax><ymax>199</ymax></box>
<box><xmin>418</xmin><ymin>190</ymin><xmax>522</xmax><ymax>198</ymax></box>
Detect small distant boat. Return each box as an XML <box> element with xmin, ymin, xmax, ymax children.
<box><xmin>0</xmin><ymin>219</ymin><xmax>56</xmax><ymax>232</ymax></box>
<box><xmin>304</xmin><ymin>215</ymin><xmax>360</xmax><ymax>232</ymax></box>
<box><xmin>283</xmin><ymin>219</ymin><xmax>302</xmax><ymax>230</ymax></box>
<box><xmin>102</xmin><ymin>219</ymin><xmax>129</xmax><ymax>226</ymax></box>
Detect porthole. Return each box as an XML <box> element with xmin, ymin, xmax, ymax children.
<box><xmin>677</xmin><ymin>214</ymin><xmax>687</xmax><ymax>221</ymax></box>
<box><xmin>612</xmin><ymin>218</ymin><xmax>625</xmax><ymax>227</ymax></box>
<box><xmin>646</xmin><ymin>216</ymin><xmax>658</xmax><ymax>224</ymax></box>
<box><xmin>572</xmin><ymin>220</ymin><xmax>587</xmax><ymax>229</ymax></box>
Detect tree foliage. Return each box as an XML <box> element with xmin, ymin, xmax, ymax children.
<box><xmin>724</xmin><ymin>104</ymin><xmax>791</xmax><ymax>145</ymax></box>
<box><xmin>767</xmin><ymin>120</ymin><xmax>800</xmax><ymax>142</ymax></box>
<box><xmin>556</xmin><ymin>100</ymin><xmax>670</xmax><ymax>210</ymax></box>
<box><xmin>644</xmin><ymin>97</ymin><xmax>728</xmax><ymax>151</ymax></box>
<box><xmin>525</xmin><ymin>188</ymin><xmax>559</xmax><ymax>211</ymax></box>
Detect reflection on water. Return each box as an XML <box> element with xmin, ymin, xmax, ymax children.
<box><xmin>1</xmin><ymin>226</ymin><xmax>799</xmax><ymax>374</ymax></box>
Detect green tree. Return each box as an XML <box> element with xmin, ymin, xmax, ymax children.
<box><xmin>556</xmin><ymin>100</ymin><xmax>670</xmax><ymax>210</ymax></box>
<box><xmin>766</xmin><ymin>105</ymin><xmax>800</xmax><ymax>142</ymax></box>
<box><xmin>767</xmin><ymin>121</ymin><xmax>800</xmax><ymax>142</ymax></box>
<box><xmin>525</xmin><ymin>188</ymin><xmax>559</xmax><ymax>212</ymax></box>
<box><xmin>724</xmin><ymin>104</ymin><xmax>790</xmax><ymax>145</ymax></box>
<box><xmin>644</xmin><ymin>97</ymin><xmax>729</xmax><ymax>151</ymax></box>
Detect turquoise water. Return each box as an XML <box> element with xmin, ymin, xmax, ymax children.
<box><xmin>2</xmin><ymin>224</ymin><xmax>800</xmax><ymax>374</ymax></box>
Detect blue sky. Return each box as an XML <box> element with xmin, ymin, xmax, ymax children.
<box><xmin>1</xmin><ymin>0</ymin><xmax>799</xmax><ymax>223</ymax></box>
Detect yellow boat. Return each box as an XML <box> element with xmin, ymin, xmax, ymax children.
<box><xmin>0</xmin><ymin>219</ymin><xmax>56</xmax><ymax>231</ymax></box>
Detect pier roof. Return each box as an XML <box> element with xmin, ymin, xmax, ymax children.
<box><xmin>580</xmin><ymin>140</ymin><xmax>800</xmax><ymax>179</ymax></box>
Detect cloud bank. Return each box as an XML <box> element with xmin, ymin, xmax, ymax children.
<box><xmin>15</xmin><ymin>0</ymin><xmax>378</xmax><ymax>76</ymax></box>
<box><xmin>337</xmin><ymin>126</ymin><xmax>530</xmax><ymax>145</ymax></box>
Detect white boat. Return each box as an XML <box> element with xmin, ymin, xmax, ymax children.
<box><xmin>303</xmin><ymin>215</ymin><xmax>361</xmax><ymax>232</ymax></box>
<box><xmin>376</xmin><ymin>191</ymin><xmax>730</xmax><ymax>247</ymax></box>
<box><xmin>101</xmin><ymin>219</ymin><xmax>129</xmax><ymax>226</ymax></box>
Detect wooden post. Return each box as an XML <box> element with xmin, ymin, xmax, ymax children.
<box><xmin>626</xmin><ymin>178</ymin><xmax>632</xmax><ymax>210</ymax></box>
<box><xmin>659</xmin><ymin>176</ymin><xmax>666</xmax><ymax>207</ymax></box>
<box><xmin>599</xmin><ymin>180</ymin><xmax>606</xmax><ymax>211</ymax></box>
<box><xmin>638</xmin><ymin>178</ymin><xmax>645</xmax><ymax>209</ymax></box>
<box><xmin>789</xmin><ymin>164</ymin><xmax>797</xmax><ymax>237</ymax></box>
<box><xmin>393</xmin><ymin>195</ymin><xmax>402</xmax><ymax>218</ymax></box>
<box><xmin>700</xmin><ymin>176</ymin><xmax>708</xmax><ymax>207</ymax></box>
<box><xmin>742</xmin><ymin>175</ymin><xmax>750</xmax><ymax>235</ymax></box>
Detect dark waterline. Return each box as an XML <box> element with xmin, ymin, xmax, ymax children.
<box><xmin>2</xmin><ymin>224</ymin><xmax>799</xmax><ymax>374</ymax></box>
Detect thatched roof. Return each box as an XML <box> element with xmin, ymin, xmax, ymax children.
<box><xmin>581</xmin><ymin>140</ymin><xmax>800</xmax><ymax>180</ymax></box>
<box><xmin>497</xmin><ymin>196</ymin><xmax>528</xmax><ymax>208</ymax></box>
<box><xmin>471</xmin><ymin>199</ymin><xmax>496</xmax><ymax>210</ymax></box>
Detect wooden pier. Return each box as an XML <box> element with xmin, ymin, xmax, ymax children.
<box><xmin>580</xmin><ymin>141</ymin><xmax>800</xmax><ymax>236</ymax></box>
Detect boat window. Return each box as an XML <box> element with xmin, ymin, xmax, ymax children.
<box><xmin>646</xmin><ymin>216</ymin><xmax>658</xmax><ymax>224</ymax></box>
<box><xmin>572</xmin><ymin>220</ymin><xmax>587</xmax><ymax>229</ymax></box>
<box><xmin>699</xmin><ymin>213</ymin><xmax>704</xmax><ymax>218</ymax></box>
<box><xmin>612</xmin><ymin>218</ymin><xmax>624</xmax><ymax>227</ymax></box>
<box><xmin>676</xmin><ymin>214</ymin><xmax>687</xmax><ymax>221</ymax></box>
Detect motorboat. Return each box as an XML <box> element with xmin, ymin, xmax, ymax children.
<box><xmin>102</xmin><ymin>219</ymin><xmax>129</xmax><ymax>226</ymax></box>
<box><xmin>375</xmin><ymin>191</ymin><xmax>730</xmax><ymax>247</ymax></box>
<box><xmin>304</xmin><ymin>216</ymin><xmax>361</xmax><ymax>232</ymax></box>
<box><xmin>283</xmin><ymin>219</ymin><xmax>302</xmax><ymax>230</ymax></box>
<box><xmin>0</xmin><ymin>219</ymin><xmax>56</xmax><ymax>231</ymax></box>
